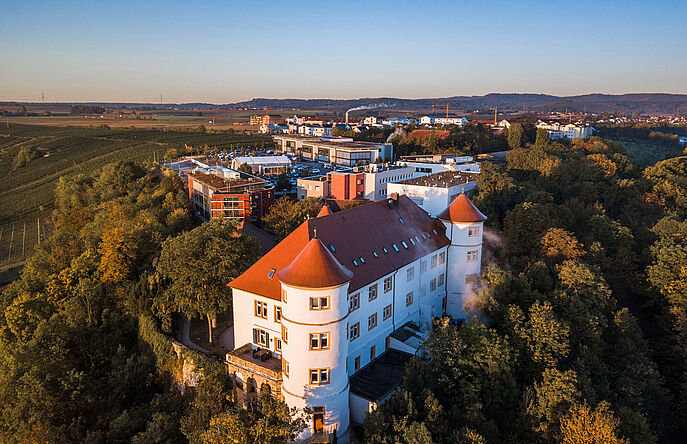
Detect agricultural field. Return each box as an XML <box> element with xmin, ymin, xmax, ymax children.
<box><xmin>0</xmin><ymin>123</ymin><xmax>271</xmax><ymax>269</ymax></box>
<box><xmin>610</xmin><ymin>137</ymin><xmax>685</xmax><ymax>165</ymax></box>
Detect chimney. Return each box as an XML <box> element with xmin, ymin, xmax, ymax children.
<box><xmin>388</xmin><ymin>193</ymin><xmax>399</xmax><ymax>208</ymax></box>
<box><xmin>345</xmin><ymin>110</ymin><xmax>349</xmax><ymax>125</ymax></box>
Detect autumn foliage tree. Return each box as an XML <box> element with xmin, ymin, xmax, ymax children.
<box><xmin>154</xmin><ymin>219</ymin><xmax>261</xmax><ymax>342</ymax></box>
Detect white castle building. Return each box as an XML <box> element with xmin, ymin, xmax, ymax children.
<box><xmin>227</xmin><ymin>193</ymin><xmax>486</xmax><ymax>443</ymax></box>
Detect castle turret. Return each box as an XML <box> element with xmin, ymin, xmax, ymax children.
<box><xmin>277</xmin><ymin>236</ymin><xmax>353</xmax><ymax>442</ymax></box>
<box><xmin>437</xmin><ymin>193</ymin><xmax>486</xmax><ymax>319</ymax></box>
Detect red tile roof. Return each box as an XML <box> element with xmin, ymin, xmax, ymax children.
<box><xmin>317</xmin><ymin>204</ymin><xmax>332</xmax><ymax>217</ymax></box>
<box><xmin>229</xmin><ymin>195</ymin><xmax>450</xmax><ymax>300</ymax></box>
<box><xmin>437</xmin><ymin>193</ymin><xmax>487</xmax><ymax>223</ymax></box>
<box><xmin>277</xmin><ymin>238</ymin><xmax>353</xmax><ymax>288</ymax></box>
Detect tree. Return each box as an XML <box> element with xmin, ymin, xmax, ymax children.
<box><xmin>154</xmin><ymin>220</ymin><xmax>261</xmax><ymax>342</ymax></box>
<box><xmin>535</xmin><ymin>128</ymin><xmax>549</xmax><ymax>147</ymax></box>
<box><xmin>200</xmin><ymin>390</ymin><xmax>307</xmax><ymax>444</ymax></box>
<box><xmin>507</xmin><ymin>123</ymin><xmax>524</xmax><ymax>150</ymax></box>
<box><xmin>99</xmin><ymin>226</ymin><xmax>138</xmax><ymax>283</ymax></box>
<box><xmin>540</xmin><ymin>228</ymin><xmax>585</xmax><ymax>263</ymax></box>
<box><xmin>276</xmin><ymin>172</ymin><xmax>292</xmax><ymax>191</ymax></box>
<box><xmin>263</xmin><ymin>197</ymin><xmax>322</xmax><ymax>240</ymax></box>
<box><xmin>238</xmin><ymin>163</ymin><xmax>253</xmax><ymax>174</ymax></box>
<box><xmin>559</xmin><ymin>401</ymin><xmax>629</xmax><ymax>444</ymax></box>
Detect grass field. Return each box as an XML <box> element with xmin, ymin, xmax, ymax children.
<box><xmin>0</xmin><ymin>123</ymin><xmax>270</xmax><ymax>269</ymax></box>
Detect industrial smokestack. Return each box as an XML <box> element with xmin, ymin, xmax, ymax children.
<box><xmin>346</xmin><ymin>110</ymin><xmax>349</xmax><ymax>125</ymax></box>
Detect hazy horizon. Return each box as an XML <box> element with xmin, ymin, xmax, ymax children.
<box><xmin>2</xmin><ymin>0</ymin><xmax>686</xmax><ymax>103</ymax></box>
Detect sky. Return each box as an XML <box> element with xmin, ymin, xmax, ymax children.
<box><xmin>1</xmin><ymin>0</ymin><xmax>686</xmax><ymax>103</ymax></box>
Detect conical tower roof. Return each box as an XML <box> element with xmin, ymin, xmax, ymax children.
<box><xmin>437</xmin><ymin>193</ymin><xmax>487</xmax><ymax>223</ymax></box>
<box><xmin>317</xmin><ymin>204</ymin><xmax>332</xmax><ymax>217</ymax></box>
<box><xmin>277</xmin><ymin>237</ymin><xmax>353</xmax><ymax>288</ymax></box>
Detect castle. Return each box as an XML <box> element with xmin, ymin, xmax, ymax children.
<box><xmin>227</xmin><ymin>193</ymin><xmax>486</xmax><ymax>442</ymax></box>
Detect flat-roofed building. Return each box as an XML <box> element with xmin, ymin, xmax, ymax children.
<box><xmin>327</xmin><ymin>164</ymin><xmax>415</xmax><ymax>201</ymax></box>
<box><xmin>187</xmin><ymin>169</ymin><xmax>275</xmax><ymax>223</ymax></box>
<box><xmin>231</xmin><ymin>155</ymin><xmax>292</xmax><ymax>175</ymax></box>
<box><xmin>273</xmin><ymin>135</ymin><xmax>393</xmax><ymax>166</ymax></box>
<box><xmin>397</xmin><ymin>154</ymin><xmax>480</xmax><ymax>177</ymax></box>
<box><xmin>387</xmin><ymin>171</ymin><xmax>478</xmax><ymax>217</ymax></box>
<box><xmin>297</xmin><ymin>176</ymin><xmax>329</xmax><ymax>200</ymax></box>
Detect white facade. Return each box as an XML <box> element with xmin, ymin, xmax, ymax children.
<box><xmin>386</xmin><ymin>181</ymin><xmax>476</xmax><ymax>217</ymax></box>
<box><xmin>396</xmin><ymin>160</ymin><xmax>481</xmax><ymax>177</ymax></box>
<box><xmin>535</xmin><ymin>121</ymin><xmax>595</xmax><ymax>140</ymax></box>
<box><xmin>228</xmin><ymin>196</ymin><xmax>485</xmax><ymax>441</ymax></box>
<box><xmin>362</xmin><ymin>165</ymin><xmax>415</xmax><ymax>200</ymax></box>
<box><xmin>420</xmin><ymin>116</ymin><xmax>468</xmax><ymax>126</ymax></box>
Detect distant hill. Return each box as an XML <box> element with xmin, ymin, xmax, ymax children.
<box><xmin>228</xmin><ymin>93</ymin><xmax>687</xmax><ymax>115</ymax></box>
<box><xmin>4</xmin><ymin>93</ymin><xmax>687</xmax><ymax>115</ymax></box>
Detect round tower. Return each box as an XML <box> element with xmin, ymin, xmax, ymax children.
<box><xmin>437</xmin><ymin>193</ymin><xmax>487</xmax><ymax>319</ymax></box>
<box><xmin>277</xmin><ymin>236</ymin><xmax>353</xmax><ymax>443</ymax></box>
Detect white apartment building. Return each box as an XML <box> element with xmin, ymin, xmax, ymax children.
<box><xmin>420</xmin><ymin>116</ymin><xmax>468</xmax><ymax>126</ymax></box>
<box><xmin>396</xmin><ymin>154</ymin><xmax>481</xmax><ymax>178</ymax></box>
<box><xmin>535</xmin><ymin>121</ymin><xmax>595</xmax><ymax>140</ymax></box>
<box><xmin>386</xmin><ymin>171</ymin><xmax>478</xmax><ymax>217</ymax></box>
<box><xmin>228</xmin><ymin>193</ymin><xmax>486</xmax><ymax>442</ymax></box>
<box><xmin>362</xmin><ymin>164</ymin><xmax>415</xmax><ymax>200</ymax></box>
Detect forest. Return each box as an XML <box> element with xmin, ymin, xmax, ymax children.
<box><xmin>0</xmin><ymin>123</ymin><xmax>686</xmax><ymax>442</ymax></box>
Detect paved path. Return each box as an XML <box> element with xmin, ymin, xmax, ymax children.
<box><xmin>218</xmin><ymin>324</ymin><xmax>235</xmax><ymax>352</ymax></box>
<box><xmin>180</xmin><ymin>313</ymin><xmax>209</xmax><ymax>353</ymax></box>
<box><xmin>242</xmin><ymin>223</ymin><xmax>275</xmax><ymax>253</ymax></box>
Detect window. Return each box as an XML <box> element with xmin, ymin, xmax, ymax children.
<box><xmin>421</xmin><ymin>259</ymin><xmax>427</xmax><ymax>273</ymax></box>
<box><xmin>276</xmin><ymin>338</ymin><xmax>282</xmax><ymax>352</ymax></box>
<box><xmin>467</xmin><ymin>250</ymin><xmax>479</xmax><ymax>263</ymax></box>
<box><xmin>382</xmin><ymin>247</ymin><xmax>389</xmax><ymax>254</ymax></box>
<box><xmin>310</xmin><ymin>333</ymin><xmax>330</xmax><ymax>350</ymax></box>
<box><xmin>310</xmin><ymin>296</ymin><xmax>330</xmax><ymax>310</ymax></box>
<box><xmin>350</xmin><ymin>322</ymin><xmax>360</xmax><ymax>341</ymax></box>
<box><xmin>274</xmin><ymin>306</ymin><xmax>282</xmax><ymax>323</ymax></box>
<box><xmin>281</xmin><ymin>288</ymin><xmax>287</xmax><ymax>303</ymax></box>
<box><xmin>309</xmin><ymin>368</ymin><xmax>330</xmax><ymax>385</ymax></box>
<box><xmin>253</xmin><ymin>328</ymin><xmax>269</xmax><ymax>347</ymax></box>
<box><xmin>368</xmin><ymin>313</ymin><xmax>378</xmax><ymax>330</ymax></box>
<box><xmin>372</xmin><ymin>251</ymin><xmax>379</xmax><ymax>258</ymax></box>
<box><xmin>438</xmin><ymin>273</ymin><xmax>445</xmax><ymax>287</ymax></box>
<box><xmin>439</xmin><ymin>251</ymin><xmax>446</xmax><ymax>265</ymax></box>
<box><xmin>383</xmin><ymin>277</ymin><xmax>393</xmax><ymax>293</ymax></box>
<box><xmin>392</xmin><ymin>243</ymin><xmax>400</xmax><ymax>252</ymax></box>
<box><xmin>370</xmin><ymin>345</ymin><xmax>376</xmax><ymax>360</ymax></box>
<box><xmin>368</xmin><ymin>284</ymin><xmax>378</xmax><ymax>301</ymax></box>
<box><xmin>430</xmin><ymin>278</ymin><xmax>437</xmax><ymax>291</ymax></box>
<box><xmin>267</xmin><ymin>268</ymin><xmax>276</xmax><ymax>279</ymax></box>
<box><xmin>329</xmin><ymin>243</ymin><xmax>336</xmax><ymax>252</ymax></box>
<box><xmin>468</xmin><ymin>226</ymin><xmax>480</xmax><ymax>237</ymax></box>
<box><xmin>281</xmin><ymin>324</ymin><xmax>288</xmax><ymax>344</ymax></box>
<box><xmin>431</xmin><ymin>254</ymin><xmax>438</xmax><ymax>268</ymax></box>
<box><xmin>406</xmin><ymin>291</ymin><xmax>413</xmax><ymax>306</ymax></box>
<box><xmin>255</xmin><ymin>301</ymin><xmax>268</xmax><ymax>319</ymax></box>
<box><xmin>407</xmin><ymin>267</ymin><xmax>415</xmax><ymax>282</ymax></box>
<box><xmin>383</xmin><ymin>304</ymin><xmax>392</xmax><ymax>320</ymax></box>
<box><xmin>349</xmin><ymin>292</ymin><xmax>360</xmax><ymax>312</ymax></box>
<box><xmin>352</xmin><ymin>259</ymin><xmax>359</xmax><ymax>267</ymax></box>
<box><xmin>401</xmin><ymin>241</ymin><xmax>408</xmax><ymax>249</ymax></box>
<box><xmin>282</xmin><ymin>359</ymin><xmax>289</xmax><ymax>377</ymax></box>
<box><xmin>442</xmin><ymin>296</ymin><xmax>447</xmax><ymax>313</ymax></box>
<box><xmin>359</xmin><ymin>256</ymin><xmax>365</xmax><ymax>264</ymax></box>
<box><xmin>354</xmin><ymin>356</ymin><xmax>361</xmax><ymax>371</ymax></box>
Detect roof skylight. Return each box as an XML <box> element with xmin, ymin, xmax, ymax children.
<box><xmin>392</xmin><ymin>243</ymin><xmax>400</xmax><ymax>252</ymax></box>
